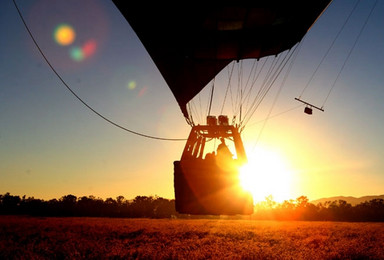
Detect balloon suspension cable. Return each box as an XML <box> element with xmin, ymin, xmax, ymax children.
<box><xmin>322</xmin><ymin>0</ymin><xmax>378</xmax><ymax>108</ymax></box>
<box><xmin>12</xmin><ymin>0</ymin><xmax>187</xmax><ymax>142</ymax></box>
<box><xmin>207</xmin><ymin>80</ymin><xmax>215</xmax><ymax>116</ymax></box>
<box><xmin>298</xmin><ymin>0</ymin><xmax>360</xmax><ymax>100</ymax></box>
<box><xmin>186</xmin><ymin>117</ymin><xmax>195</xmax><ymax>127</ymax></box>
<box><xmin>186</xmin><ymin>104</ymin><xmax>195</xmax><ymax>127</ymax></box>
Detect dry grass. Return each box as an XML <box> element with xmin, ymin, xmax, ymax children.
<box><xmin>0</xmin><ymin>216</ymin><xmax>383</xmax><ymax>259</ymax></box>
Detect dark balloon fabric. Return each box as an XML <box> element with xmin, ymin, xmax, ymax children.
<box><xmin>113</xmin><ymin>1</ymin><xmax>331</xmax><ymax>118</ymax></box>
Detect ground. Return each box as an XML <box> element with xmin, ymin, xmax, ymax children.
<box><xmin>1</xmin><ymin>216</ymin><xmax>383</xmax><ymax>259</ymax></box>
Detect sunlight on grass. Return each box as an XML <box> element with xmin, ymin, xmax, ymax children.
<box><xmin>1</xmin><ymin>217</ymin><xmax>383</xmax><ymax>259</ymax></box>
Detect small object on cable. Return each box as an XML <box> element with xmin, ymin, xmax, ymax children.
<box><xmin>304</xmin><ymin>106</ymin><xmax>313</xmax><ymax>115</ymax></box>
<box><xmin>295</xmin><ymin>98</ymin><xmax>324</xmax><ymax>115</ymax></box>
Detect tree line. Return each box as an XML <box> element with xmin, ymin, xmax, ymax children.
<box><xmin>1</xmin><ymin>193</ymin><xmax>384</xmax><ymax>221</ymax></box>
<box><xmin>0</xmin><ymin>193</ymin><xmax>179</xmax><ymax>218</ymax></box>
<box><xmin>252</xmin><ymin>195</ymin><xmax>384</xmax><ymax>222</ymax></box>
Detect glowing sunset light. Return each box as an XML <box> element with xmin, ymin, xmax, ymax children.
<box><xmin>53</xmin><ymin>24</ymin><xmax>75</xmax><ymax>46</ymax></box>
<box><xmin>240</xmin><ymin>146</ymin><xmax>294</xmax><ymax>203</ymax></box>
<box><xmin>3</xmin><ymin>0</ymin><xmax>384</xmax><ymax>210</ymax></box>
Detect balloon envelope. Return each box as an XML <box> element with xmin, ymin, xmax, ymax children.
<box><xmin>113</xmin><ymin>1</ymin><xmax>331</xmax><ymax>118</ymax></box>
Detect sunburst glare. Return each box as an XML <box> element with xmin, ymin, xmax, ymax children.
<box><xmin>240</xmin><ymin>146</ymin><xmax>293</xmax><ymax>203</ymax></box>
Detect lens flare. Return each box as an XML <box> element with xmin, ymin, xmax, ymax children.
<box><xmin>69</xmin><ymin>40</ymin><xmax>97</xmax><ymax>62</ymax></box>
<box><xmin>127</xmin><ymin>81</ymin><xmax>136</xmax><ymax>90</ymax></box>
<box><xmin>82</xmin><ymin>40</ymin><xmax>97</xmax><ymax>57</ymax></box>
<box><xmin>53</xmin><ymin>24</ymin><xmax>75</xmax><ymax>46</ymax></box>
<box><xmin>69</xmin><ymin>46</ymin><xmax>84</xmax><ymax>61</ymax></box>
<box><xmin>138</xmin><ymin>87</ymin><xmax>148</xmax><ymax>97</ymax></box>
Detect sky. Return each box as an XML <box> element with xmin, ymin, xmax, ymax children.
<box><xmin>1</xmin><ymin>0</ymin><xmax>384</xmax><ymax>202</ymax></box>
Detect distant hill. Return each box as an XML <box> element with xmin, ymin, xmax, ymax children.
<box><xmin>311</xmin><ymin>195</ymin><xmax>384</xmax><ymax>206</ymax></box>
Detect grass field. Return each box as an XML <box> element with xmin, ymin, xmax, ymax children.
<box><xmin>1</xmin><ymin>216</ymin><xmax>383</xmax><ymax>259</ymax></box>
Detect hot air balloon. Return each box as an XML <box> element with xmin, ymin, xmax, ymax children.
<box><xmin>113</xmin><ymin>1</ymin><xmax>332</xmax><ymax>215</ymax></box>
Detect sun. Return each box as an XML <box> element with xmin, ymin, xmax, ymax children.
<box><xmin>239</xmin><ymin>146</ymin><xmax>293</xmax><ymax>203</ymax></box>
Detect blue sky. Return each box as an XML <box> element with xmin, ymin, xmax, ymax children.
<box><xmin>1</xmin><ymin>0</ymin><xmax>384</xmax><ymax>201</ymax></box>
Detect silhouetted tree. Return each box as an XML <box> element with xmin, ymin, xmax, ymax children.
<box><xmin>129</xmin><ymin>196</ymin><xmax>155</xmax><ymax>217</ymax></box>
<box><xmin>60</xmin><ymin>194</ymin><xmax>77</xmax><ymax>216</ymax></box>
<box><xmin>327</xmin><ymin>200</ymin><xmax>352</xmax><ymax>221</ymax></box>
<box><xmin>19</xmin><ymin>196</ymin><xmax>44</xmax><ymax>216</ymax></box>
<box><xmin>354</xmin><ymin>199</ymin><xmax>384</xmax><ymax>221</ymax></box>
<box><xmin>0</xmin><ymin>193</ymin><xmax>21</xmax><ymax>214</ymax></box>
<box><xmin>116</xmin><ymin>195</ymin><xmax>125</xmax><ymax>205</ymax></box>
<box><xmin>1</xmin><ymin>192</ymin><xmax>383</xmax><ymax>221</ymax></box>
<box><xmin>153</xmin><ymin>197</ymin><xmax>177</xmax><ymax>218</ymax></box>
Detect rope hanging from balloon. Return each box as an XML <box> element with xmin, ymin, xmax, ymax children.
<box><xmin>297</xmin><ymin>0</ymin><xmax>377</xmax><ymax>111</ymax></box>
<box><xmin>322</xmin><ymin>0</ymin><xmax>378</xmax><ymax>108</ymax></box>
<box><xmin>12</xmin><ymin>0</ymin><xmax>187</xmax><ymax>141</ymax></box>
